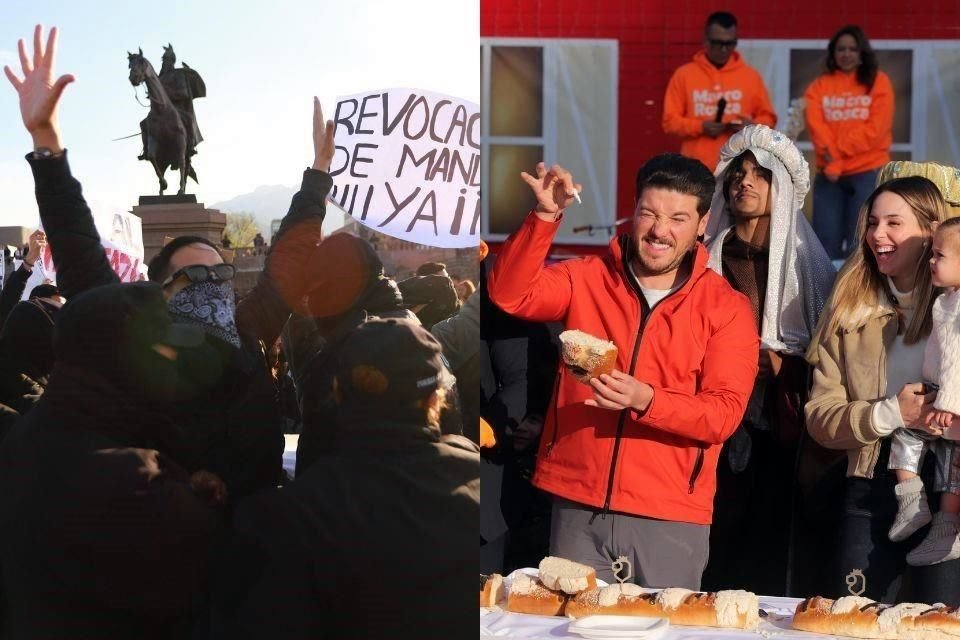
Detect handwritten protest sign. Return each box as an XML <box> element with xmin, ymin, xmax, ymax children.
<box><xmin>37</xmin><ymin>210</ymin><xmax>146</xmax><ymax>288</ymax></box>
<box><xmin>328</xmin><ymin>88</ymin><xmax>480</xmax><ymax>248</ymax></box>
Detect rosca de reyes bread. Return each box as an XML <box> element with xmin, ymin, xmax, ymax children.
<box><xmin>480</xmin><ymin>573</ymin><xmax>504</xmax><ymax>608</ymax></box>
<box><xmin>504</xmin><ymin>572</ymin><xmax>567</xmax><ymax>616</ymax></box>
<box><xmin>538</xmin><ymin>556</ymin><xmax>597</xmax><ymax>595</ymax></box>
<box><xmin>558</xmin><ymin>330</ymin><xmax>617</xmax><ymax>383</ymax></box>
<box><xmin>792</xmin><ymin>595</ymin><xmax>960</xmax><ymax>640</ymax></box>
<box><xmin>566</xmin><ymin>586</ymin><xmax>760</xmax><ymax>630</ymax></box>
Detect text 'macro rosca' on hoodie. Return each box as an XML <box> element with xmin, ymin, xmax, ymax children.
<box><xmin>804</xmin><ymin>69</ymin><xmax>894</xmax><ymax>179</ymax></box>
<box><xmin>663</xmin><ymin>50</ymin><xmax>777</xmax><ymax>171</ymax></box>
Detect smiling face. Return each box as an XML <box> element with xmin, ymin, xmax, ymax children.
<box><xmin>931</xmin><ymin>226</ymin><xmax>960</xmax><ymax>289</ymax></box>
<box><xmin>632</xmin><ymin>187</ymin><xmax>709</xmax><ymax>288</ymax></box>
<box><xmin>727</xmin><ymin>156</ymin><xmax>772</xmax><ymax>219</ymax></box>
<box><xmin>866</xmin><ymin>191</ymin><xmax>929</xmax><ymax>290</ymax></box>
<box><xmin>833</xmin><ymin>33</ymin><xmax>862</xmax><ymax>73</ymax></box>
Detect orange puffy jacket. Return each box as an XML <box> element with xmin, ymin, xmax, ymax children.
<box><xmin>663</xmin><ymin>51</ymin><xmax>777</xmax><ymax>171</ymax></box>
<box><xmin>804</xmin><ymin>70</ymin><xmax>894</xmax><ymax>178</ymax></box>
<box><xmin>488</xmin><ymin>213</ymin><xmax>759</xmax><ymax>525</ymax></box>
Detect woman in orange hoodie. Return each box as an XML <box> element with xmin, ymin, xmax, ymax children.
<box><xmin>805</xmin><ymin>26</ymin><xmax>894</xmax><ymax>261</ymax></box>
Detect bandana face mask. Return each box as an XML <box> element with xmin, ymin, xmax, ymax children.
<box><xmin>167</xmin><ymin>281</ymin><xmax>242</xmax><ymax>349</ymax></box>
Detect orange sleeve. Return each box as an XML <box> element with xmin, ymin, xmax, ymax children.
<box><xmin>835</xmin><ymin>73</ymin><xmax>894</xmax><ymax>159</ymax></box>
<box><xmin>662</xmin><ymin>67</ymin><xmax>705</xmax><ymax>139</ymax></box>
<box><xmin>487</xmin><ymin>212</ymin><xmax>574</xmax><ymax>323</ymax></box>
<box><xmin>749</xmin><ymin>71</ymin><xmax>777</xmax><ymax>128</ymax></box>
<box><xmin>804</xmin><ymin>76</ymin><xmax>841</xmax><ymax>167</ymax></box>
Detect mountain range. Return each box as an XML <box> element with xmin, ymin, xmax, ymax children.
<box><xmin>211</xmin><ymin>184</ymin><xmax>346</xmax><ymax>239</ymax></box>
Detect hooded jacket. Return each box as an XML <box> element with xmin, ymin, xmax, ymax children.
<box><xmin>488</xmin><ymin>213</ymin><xmax>759</xmax><ymax>524</ymax></box>
<box><xmin>0</xmin><ymin>365</ymin><xmax>221</xmax><ymax>639</ymax></box>
<box><xmin>804</xmin><ymin>70</ymin><xmax>893</xmax><ymax>178</ymax></box>
<box><xmin>663</xmin><ymin>51</ymin><xmax>777</xmax><ymax>171</ymax></box>
<box><xmin>210</xmin><ymin>418</ymin><xmax>479</xmax><ymax>640</ymax></box>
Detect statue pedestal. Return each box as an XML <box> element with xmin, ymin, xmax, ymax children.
<box><xmin>132</xmin><ymin>200</ymin><xmax>226</xmax><ymax>264</ymax></box>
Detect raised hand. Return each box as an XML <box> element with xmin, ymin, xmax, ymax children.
<box><xmin>520</xmin><ymin>162</ymin><xmax>582</xmax><ymax>220</ymax></box>
<box><xmin>25</xmin><ymin>229</ymin><xmax>46</xmax><ymax>266</ymax></box>
<box><xmin>312</xmin><ymin>96</ymin><xmax>335</xmax><ymax>172</ymax></box>
<box><xmin>4</xmin><ymin>25</ymin><xmax>74</xmax><ymax>152</ymax></box>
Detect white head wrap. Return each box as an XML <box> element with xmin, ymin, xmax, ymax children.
<box><xmin>704</xmin><ymin>125</ymin><xmax>836</xmax><ymax>355</ymax></box>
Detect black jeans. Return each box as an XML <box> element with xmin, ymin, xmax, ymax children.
<box><xmin>838</xmin><ymin>440</ymin><xmax>960</xmax><ymax>605</ymax></box>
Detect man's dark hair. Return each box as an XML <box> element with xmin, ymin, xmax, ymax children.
<box><xmin>722</xmin><ymin>150</ymin><xmax>773</xmax><ymax>202</ymax></box>
<box><xmin>147</xmin><ymin>236</ymin><xmax>223</xmax><ymax>283</ymax></box>
<box><xmin>634</xmin><ymin>153</ymin><xmax>716</xmax><ymax>216</ymax></box>
<box><xmin>826</xmin><ymin>25</ymin><xmax>878</xmax><ymax>91</ymax></box>
<box><xmin>705</xmin><ymin>11</ymin><xmax>737</xmax><ymax>32</ymax></box>
<box><xmin>416</xmin><ymin>262</ymin><xmax>448</xmax><ymax>276</ymax></box>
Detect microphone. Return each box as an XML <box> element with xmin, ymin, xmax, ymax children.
<box><xmin>572</xmin><ymin>225</ymin><xmax>593</xmax><ymax>233</ymax></box>
<box><xmin>715</xmin><ymin>97</ymin><xmax>727</xmax><ymax>123</ymax></box>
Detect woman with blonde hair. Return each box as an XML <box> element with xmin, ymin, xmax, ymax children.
<box><xmin>806</xmin><ymin>175</ymin><xmax>960</xmax><ymax>604</ymax></box>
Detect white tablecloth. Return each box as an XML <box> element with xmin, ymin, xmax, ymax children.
<box><xmin>480</xmin><ymin>594</ymin><xmax>844</xmax><ymax>639</ymax></box>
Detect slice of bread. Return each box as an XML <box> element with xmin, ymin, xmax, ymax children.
<box><xmin>559</xmin><ymin>330</ymin><xmax>618</xmax><ymax>384</ymax></box>
<box><xmin>538</xmin><ymin>556</ymin><xmax>598</xmax><ymax>595</ymax></box>
<box><xmin>480</xmin><ymin>573</ymin><xmax>504</xmax><ymax>608</ymax></box>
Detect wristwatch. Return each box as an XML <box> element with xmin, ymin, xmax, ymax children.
<box><xmin>33</xmin><ymin>147</ymin><xmax>64</xmax><ymax>160</ymax></box>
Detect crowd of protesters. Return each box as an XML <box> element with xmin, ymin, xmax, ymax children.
<box><xmin>0</xmin><ymin>25</ymin><xmax>479</xmax><ymax>638</ymax></box>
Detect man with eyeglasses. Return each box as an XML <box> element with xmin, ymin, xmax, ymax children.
<box><xmin>662</xmin><ymin>11</ymin><xmax>777</xmax><ymax>171</ymax></box>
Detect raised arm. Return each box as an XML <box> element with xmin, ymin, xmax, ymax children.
<box><xmin>235</xmin><ymin>97</ymin><xmax>335</xmax><ymax>351</ymax></box>
<box><xmin>487</xmin><ymin>162</ymin><xmax>582</xmax><ymax>323</ymax></box>
<box><xmin>5</xmin><ymin>25</ymin><xmax>116</xmax><ymax>297</ymax></box>
<box><xmin>0</xmin><ymin>231</ymin><xmax>44</xmax><ymax>328</ymax></box>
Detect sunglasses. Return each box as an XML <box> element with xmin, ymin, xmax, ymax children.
<box><xmin>161</xmin><ymin>263</ymin><xmax>236</xmax><ymax>288</ymax></box>
<box><xmin>708</xmin><ymin>38</ymin><xmax>738</xmax><ymax>49</ymax></box>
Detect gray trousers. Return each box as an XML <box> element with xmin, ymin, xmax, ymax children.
<box><xmin>889</xmin><ymin>428</ymin><xmax>958</xmax><ymax>493</ymax></box>
<box><xmin>550</xmin><ymin>497</ymin><xmax>710</xmax><ymax>590</ymax></box>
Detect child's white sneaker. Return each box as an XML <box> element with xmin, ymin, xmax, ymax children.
<box><xmin>906</xmin><ymin>512</ymin><xmax>960</xmax><ymax>566</ymax></box>
<box><xmin>888</xmin><ymin>477</ymin><xmax>932</xmax><ymax>542</ymax></box>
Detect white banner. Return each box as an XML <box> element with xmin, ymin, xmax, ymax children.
<box><xmin>39</xmin><ymin>211</ymin><xmax>146</xmax><ymax>285</ymax></box>
<box><xmin>328</xmin><ymin>88</ymin><xmax>480</xmax><ymax>248</ymax></box>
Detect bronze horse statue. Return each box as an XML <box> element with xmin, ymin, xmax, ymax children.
<box><xmin>128</xmin><ymin>49</ymin><xmax>198</xmax><ymax>195</ymax></box>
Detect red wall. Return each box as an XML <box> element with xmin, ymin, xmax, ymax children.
<box><xmin>482</xmin><ymin>0</ymin><xmax>960</xmax><ymax>253</ymax></box>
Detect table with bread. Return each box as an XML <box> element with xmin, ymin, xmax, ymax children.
<box><xmin>480</xmin><ymin>557</ymin><xmax>960</xmax><ymax>639</ymax></box>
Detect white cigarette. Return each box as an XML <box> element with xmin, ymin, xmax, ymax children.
<box><xmin>573</xmin><ymin>189</ymin><xmax>582</xmax><ymax>205</ymax></box>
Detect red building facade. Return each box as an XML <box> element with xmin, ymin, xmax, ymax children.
<box><xmin>482</xmin><ymin>0</ymin><xmax>960</xmax><ymax>254</ymax></box>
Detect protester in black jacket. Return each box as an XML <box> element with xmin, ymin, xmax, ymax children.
<box><xmin>290</xmin><ymin>233</ymin><xmax>417</xmax><ymax>477</ymax></box>
<box><xmin>210</xmin><ymin>318</ymin><xmax>479</xmax><ymax>639</ymax></box>
<box><xmin>5</xmin><ymin>25</ymin><xmax>337</xmax><ymax>502</ymax></box>
<box><xmin>0</xmin><ymin>282</ymin><xmax>222</xmax><ymax>639</ymax></box>
<box><xmin>0</xmin><ymin>229</ymin><xmax>49</xmax><ymax>329</ymax></box>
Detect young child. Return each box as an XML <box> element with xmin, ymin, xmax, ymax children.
<box><xmin>888</xmin><ymin>217</ymin><xmax>960</xmax><ymax>565</ymax></box>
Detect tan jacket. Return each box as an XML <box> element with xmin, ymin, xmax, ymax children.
<box><xmin>805</xmin><ymin>298</ymin><xmax>900</xmax><ymax>478</ymax></box>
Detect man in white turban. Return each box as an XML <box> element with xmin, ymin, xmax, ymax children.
<box><xmin>701</xmin><ymin>124</ymin><xmax>836</xmax><ymax>596</ymax></box>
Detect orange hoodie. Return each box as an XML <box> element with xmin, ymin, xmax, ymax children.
<box><xmin>804</xmin><ymin>70</ymin><xmax>894</xmax><ymax>178</ymax></box>
<box><xmin>663</xmin><ymin>51</ymin><xmax>777</xmax><ymax>171</ymax></box>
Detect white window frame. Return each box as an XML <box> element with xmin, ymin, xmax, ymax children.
<box><xmin>740</xmin><ymin>39</ymin><xmax>960</xmax><ymax>165</ymax></box>
<box><xmin>481</xmin><ymin>38</ymin><xmax>619</xmax><ymax>245</ymax></box>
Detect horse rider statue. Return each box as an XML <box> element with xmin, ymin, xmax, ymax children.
<box><xmin>138</xmin><ymin>44</ymin><xmax>206</xmax><ymax>163</ymax></box>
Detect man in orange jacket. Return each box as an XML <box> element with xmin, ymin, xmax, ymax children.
<box><xmin>488</xmin><ymin>154</ymin><xmax>759</xmax><ymax>589</ymax></box>
<box><xmin>662</xmin><ymin>12</ymin><xmax>777</xmax><ymax>171</ymax></box>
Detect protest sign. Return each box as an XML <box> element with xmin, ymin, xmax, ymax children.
<box><xmin>328</xmin><ymin>88</ymin><xmax>480</xmax><ymax>249</ymax></box>
<box><xmin>38</xmin><ymin>210</ymin><xmax>146</xmax><ymax>285</ymax></box>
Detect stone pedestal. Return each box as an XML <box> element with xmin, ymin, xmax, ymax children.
<box><xmin>132</xmin><ymin>200</ymin><xmax>226</xmax><ymax>264</ymax></box>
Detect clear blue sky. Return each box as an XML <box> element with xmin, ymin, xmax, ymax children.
<box><xmin>0</xmin><ymin>0</ymin><xmax>479</xmax><ymax>228</ymax></box>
